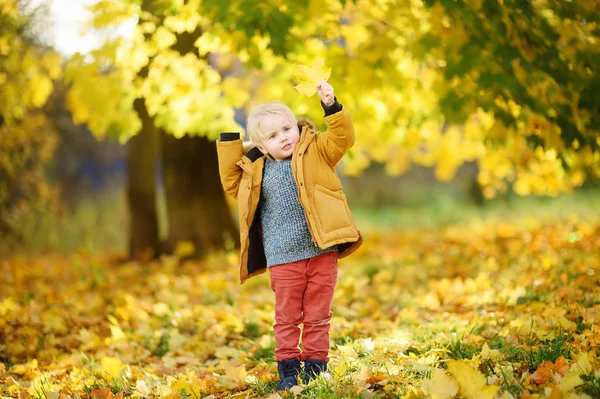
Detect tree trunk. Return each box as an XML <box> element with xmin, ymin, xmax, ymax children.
<box><xmin>162</xmin><ymin>133</ymin><xmax>239</xmax><ymax>257</ymax></box>
<box><xmin>126</xmin><ymin>97</ymin><xmax>160</xmax><ymax>260</ymax></box>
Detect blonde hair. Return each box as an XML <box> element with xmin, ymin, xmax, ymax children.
<box><xmin>246</xmin><ymin>102</ymin><xmax>297</xmax><ymax>146</ymax></box>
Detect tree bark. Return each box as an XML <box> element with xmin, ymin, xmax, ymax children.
<box><xmin>126</xmin><ymin>97</ymin><xmax>160</xmax><ymax>260</ymax></box>
<box><xmin>161</xmin><ymin>133</ymin><xmax>240</xmax><ymax>258</ymax></box>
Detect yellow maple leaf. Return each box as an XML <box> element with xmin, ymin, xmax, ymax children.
<box><xmin>171</xmin><ymin>377</ymin><xmax>201</xmax><ymax>397</ymax></box>
<box><xmin>557</xmin><ymin>370</ymin><xmax>583</xmax><ymax>393</ymax></box>
<box><xmin>225</xmin><ymin>365</ymin><xmax>248</xmax><ymax>385</ymax></box>
<box><xmin>421</xmin><ymin>368</ymin><xmax>458</xmax><ymax>399</ymax></box>
<box><xmin>447</xmin><ymin>360</ymin><xmax>499</xmax><ymax>399</ymax></box>
<box><xmin>293</xmin><ymin>56</ymin><xmax>331</xmax><ymax>97</ymax></box>
<box><xmin>570</xmin><ymin>352</ymin><xmax>592</xmax><ymax>375</ymax></box>
<box><xmin>100</xmin><ymin>356</ymin><xmax>124</xmax><ymax>380</ymax></box>
<box><xmin>498</xmin><ymin>391</ymin><xmax>516</xmax><ymax>399</ymax></box>
<box><xmin>481</xmin><ymin>343</ymin><xmax>502</xmax><ymax>361</ymax></box>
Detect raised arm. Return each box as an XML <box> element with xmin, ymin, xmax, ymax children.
<box><xmin>314</xmin><ymin>80</ymin><xmax>356</xmax><ymax>167</ymax></box>
<box><xmin>216</xmin><ymin>132</ymin><xmax>244</xmax><ymax>199</ymax></box>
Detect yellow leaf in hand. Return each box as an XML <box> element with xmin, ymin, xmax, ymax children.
<box><xmin>293</xmin><ymin>57</ymin><xmax>331</xmax><ymax>97</ymax></box>
<box><xmin>421</xmin><ymin>368</ymin><xmax>458</xmax><ymax>399</ymax></box>
<box><xmin>447</xmin><ymin>360</ymin><xmax>499</xmax><ymax>399</ymax></box>
<box><xmin>295</xmin><ymin>82</ymin><xmax>319</xmax><ymax>97</ymax></box>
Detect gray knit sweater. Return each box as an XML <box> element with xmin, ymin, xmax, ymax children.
<box><xmin>260</xmin><ymin>158</ymin><xmax>336</xmax><ymax>267</ymax></box>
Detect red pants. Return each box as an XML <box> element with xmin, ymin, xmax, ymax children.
<box><xmin>269</xmin><ymin>251</ymin><xmax>338</xmax><ymax>362</ymax></box>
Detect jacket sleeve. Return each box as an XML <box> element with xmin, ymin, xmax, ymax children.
<box><xmin>314</xmin><ymin>100</ymin><xmax>356</xmax><ymax>167</ymax></box>
<box><xmin>216</xmin><ymin>132</ymin><xmax>244</xmax><ymax>200</ymax></box>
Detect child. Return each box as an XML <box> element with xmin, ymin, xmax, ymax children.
<box><xmin>216</xmin><ymin>80</ymin><xmax>362</xmax><ymax>390</ymax></box>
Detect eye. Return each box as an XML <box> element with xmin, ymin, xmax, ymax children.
<box><xmin>284</xmin><ymin>126</ymin><xmax>291</xmax><ymax>131</ymax></box>
<box><xmin>269</xmin><ymin>134</ymin><xmax>276</xmax><ymax>139</ymax></box>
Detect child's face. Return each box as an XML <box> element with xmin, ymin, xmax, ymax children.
<box><xmin>257</xmin><ymin>114</ymin><xmax>300</xmax><ymax>161</ymax></box>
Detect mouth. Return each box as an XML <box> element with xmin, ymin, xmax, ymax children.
<box><xmin>282</xmin><ymin>143</ymin><xmax>292</xmax><ymax>151</ymax></box>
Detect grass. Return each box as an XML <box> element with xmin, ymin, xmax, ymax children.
<box><xmin>520</xmin><ymin>335</ymin><xmax>573</xmax><ymax>372</ymax></box>
<box><xmin>352</xmin><ymin>186</ymin><xmax>600</xmax><ymax>231</ymax></box>
<box><xmin>580</xmin><ymin>373</ymin><xmax>600</xmax><ymax>398</ymax></box>
<box><xmin>445</xmin><ymin>339</ymin><xmax>481</xmax><ymax>360</ymax></box>
<box><xmin>3</xmin><ymin>179</ymin><xmax>600</xmax><ymax>256</ymax></box>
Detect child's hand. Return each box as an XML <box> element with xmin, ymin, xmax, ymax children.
<box><xmin>317</xmin><ymin>80</ymin><xmax>335</xmax><ymax>106</ymax></box>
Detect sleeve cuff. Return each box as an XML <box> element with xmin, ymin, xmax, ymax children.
<box><xmin>321</xmin><ymin>98</ymin><xmax>343</xmax><ymax>116</ymax></box>
<box><xmin>220</xmin><ymin>132</ymin><xmax>240</xmax><ymax>141</ymax></box>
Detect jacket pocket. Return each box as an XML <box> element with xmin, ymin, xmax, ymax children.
<box><xmin>313</xmin><ymin>185</ymin><xmax>352</xmax><ymax>233</ymax></box>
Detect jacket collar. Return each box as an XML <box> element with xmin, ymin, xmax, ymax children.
<box><xmin>245</xmin><ymin>147</ymin><xmax>264</xmax><ymax>163</ymax></box>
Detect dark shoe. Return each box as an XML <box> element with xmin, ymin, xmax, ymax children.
<box><xmin>303</xmin><ymin>359</ymin><xmax>328</xmax><ymax>384</ymax></box>
<box><xmin>277</xmin><ymin>359</ymin><xmax>301</xmax><ymax>390</ymax></box>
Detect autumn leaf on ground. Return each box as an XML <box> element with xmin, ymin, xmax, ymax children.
<box><xmin>292</xmin><ymin>56</ymin><xmax>331</xmax><ymax>97</ymax></box>
<box><xmin>530</xmin><ymin>356</ymin><xmax>567</xmax><ymax>384</ymax></box>
<box><xmin>530</xmin><ymin>361</ymin><xmax>554</xmax><ymax>385</ymax></box>
<box><xmin>446</xmin><ymin>360</ymin><xmax>499</xmax><ymax>399</ymax></box>
<box><xmin>557</xmin><ymin>369</ymin><xmax>584</xmax><ymax>393</ymax></box>
<box><xmin>225</xmin><ymin>364</ymin><xmax>248</xmax><ymax>387</ymax></box>
<box><xmin>481</xmin><ymin>343</ymin><xmax>502</xmax><ymax>361</ymax></box>
<box><xmin>421</xmin><ymin>368</ymin><xmax>458</xmax><ymax>399</ymax></box>
<box><xmin>100</xmin><ymin>356</ymin><xmax>125</xmax><ymax>380</ymax></box>
<box><xmin>570</xmin><ymin>352</ymin><xmax>592</xmax><ymax>375</ymax></box>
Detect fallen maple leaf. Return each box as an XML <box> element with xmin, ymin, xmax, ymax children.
<box><xmin>446</xmin><ymin>360</ymin><xmax>499</xmax><ymax>399</ymax></box>
<box><xmin>225</xmin><ymin>364</ymin><xmax>248</xmax><ymax>386</ymax></box>
<box><xmin>557</xmin><ymin>369</ymin><xmax>584</xmax><ymax>393</ymax></box>
<box><xmin>498</xmin><ymin>390</ymin><xmax>516</xmax><ymax>399</ymax></box>
<box><xmin>530</xmin><ymin>361</ymin><xmax>554</xmax><ymax>384</ymax></box>
<box><xmin>569</xmin><ymin>352</ymin><xmax>592</xmax><ymax>375</ymax></box>
<box><xmin>481</xmin><ymin>343</ymin><xmax>502</xmax><ymax>361</ymax></box>
<box><xmin>421</xmin><ymin>368</ymin><xmax>458</xmax><ymax>399</ymax></box>
<box><xmin>90</xmin><ymin>388</ymin><xmax>123</xmax><ymax>399</ymax></box>
<box><xmin>530</xmin><ymin>356</ymin><xmax>568</xmax><ymax>384</ymax></box>
<box><xmin>100</xmin><ymin>356</ymin><xmax>125</xmax><ymax>380</ymax></box>
<box><xmin>552</xmin><ymin>356</ymin><xmax>568</xmax><ymax>375</ymax></box>
<box><xmin>292</xmin><ymin>56</ymin><xmax>331</xmax><ymax>97</ymax></box>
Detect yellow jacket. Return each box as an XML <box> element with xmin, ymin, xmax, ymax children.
<box><xmin>216</xmin><ymin>107</ymin><xmax>362</xmax><ymax>284</ymax></box>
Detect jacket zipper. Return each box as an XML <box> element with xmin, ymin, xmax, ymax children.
<box><xmin>292</xmin><ymin>137</ymin><xmax>319</xmax><ymax>248</ymax></box>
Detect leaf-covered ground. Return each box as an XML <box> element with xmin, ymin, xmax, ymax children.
<box><xmin>1</xmin><ymin>207</ymin><xmax>599</xmax><ymax>399</ymax></box>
